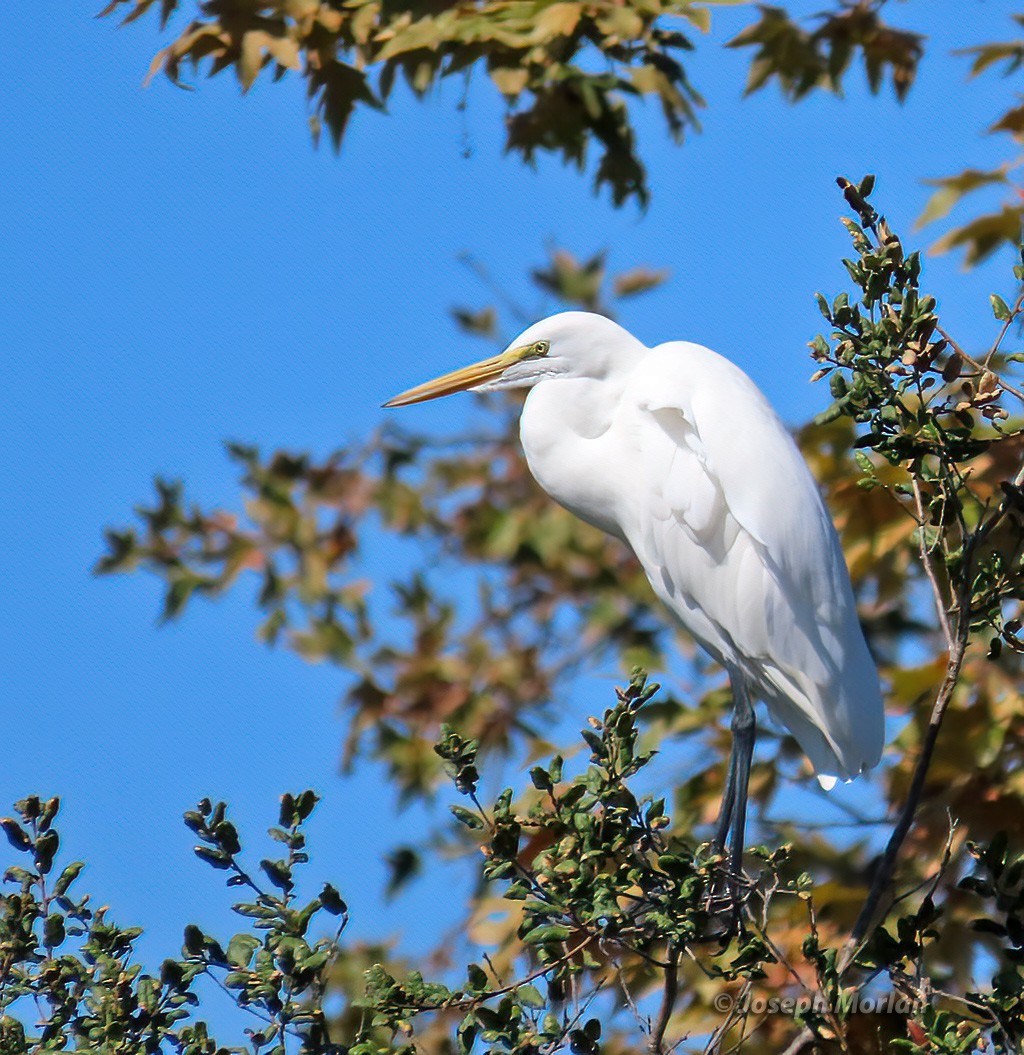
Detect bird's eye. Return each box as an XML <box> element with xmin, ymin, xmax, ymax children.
<box><xmin>532</xmin><ymin>340</ymin><xmax>550</xmax><ymax>357</ymax></box>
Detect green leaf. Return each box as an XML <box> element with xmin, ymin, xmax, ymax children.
<box><xmin>183</xmin><ymin>924</ymin><xmax>205</xmax><ymax>955</ymax></box>
<box><xmin>450</xmin><ymin>805</ymin><xmax>484</xmax><ymax>829</ymax></box>
<box><xmin>0</xmin><ymin>818</ymin><xmax>31</xmax><ymax>852</ymax></box>
<box><xmin>260</xmin><ymin>858</ymin><xmax>293</xmax><ymax>891</ymax></box>
<box><xmin>990</xmin><ymin>293</ymin><xmax>1012</xmax><ymax>320</ymax></box>
<box><xmin>530</xmin><ymin>766</ymin><xmax>553</xmax><ymax>791</ymax></box>
<box><xmin>295</xmin><ymin>789</ymin><xmax>320</xmax><ymax>820</ymax></box>
<box><xmin>43</xmin><ymin>914</ymin><xmax>66</xmax><ymax>949</ymax></box>
<box><xmin>34</xmin><ymin>830</ymin><xmax>59</xmax><ymax>874</ymax></box>
<box><xmin>226</xmin><ymin>933</ymin><xmax>260</xmax><ymax>968</ymax></box>
<box><xmin>53</xmin><ymin>861</ymin><xmax>84</xmax><ymax>896</ymax></box>
<box><xmin>194</xmin><ymin>846</ymin><xmax>231</xmax><ymax>869</ymax></box>
<box><xmin>320</xmin><ymin>882</ymin><xmax>348</xmax><ymax>916</ymax></box>
<box><xmin>466</xmin><ymin>963</ymin><xmax>489</xmax><ymax>991</ymax></box>
<box><xmin>385</xmin><ymin>846</ymin><xmax>422</xmax><ymax>899</ymax></box>
<box><xmin>523</xmin><ymin>924</ymin><xmax>572</xmax><ymax>945</ymax></box>
<box><xmin>451</xmin><ymin>307</ymin><xmax>497</xmax><ymax>338</ymax></box>
<box><xmin>517</xmin><ymin>983</ymin><xmax>545</xmax><ymax>1008</ymax></box>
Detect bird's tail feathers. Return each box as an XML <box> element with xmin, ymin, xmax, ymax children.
<box><xmin>761</xmin><ymin>676</ymin><xmax>883</xmax><ymax>786</ymax></box>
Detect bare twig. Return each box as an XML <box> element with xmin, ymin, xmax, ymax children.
<box><xmin>940</xmin><ymin>326</ymin><xmax>1024</xmax><ymax>406</ymax></box>
<box><xmin>761</xmin><ymin>815</ymin><xmax>889</xmax><ymax>831</ymax></box>
<box><xmin>609</xmin><ymin>953</ymin><xmax>646</xmax><ymax>1027</ymax></box>
<box><xmin>838</xmin><ymin>614</ymin><xmax>969</xmax><ymax>972</ymax></box>
<box><xmin>541</xmin><ymin>980</ymin><xmax>608</xmax><ymax>1055</ymax></box>
<box><xmin>911</xmin><ymin>478</ymin><xmax>954</xmax><ymax>649</ymax></box>
<box><xmin>981</xmin><ymin>289</ymin><xmax>1024</xmax><ymax>370</ymax></box>
<box><xmin>913</xmin><ymin>814</ymin><xmax>958</xmax><ymax>988</ymax></box>
<box><xmin>703</xmin><ymin>981</ymin><xmax>753</xmax><ymax>1055</ymax></box>
<box><xmin>457</xmin><ymin>252</ymin><xmax>533</xmax><ymax>327</ymax></box>
<box><xmin>779</xmin><ymin>1026</ymin><xmax>815</xmax><ymax>1055</ymax></box>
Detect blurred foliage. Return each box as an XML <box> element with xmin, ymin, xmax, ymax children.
<box><xmin>96</xmin><ymin>247</ymin><xmax>673</xmax><ymax>801</ymax></box>
<box><xmin>917</xmin><ymin>14</ymin><xmax>1024</xmax><ymax>266</ymax></box>
<box><xmin>87</xmin><ymin>182</ymin><xmax>1024</xmax><ymax>1049</ymax></box>
<box><xmin>726</xmin><ymin>2</ymin><xmax>922</xmax><ymax>100</ymax></box>
<box><xmin>99</xmin><ymin>0</ymin><xmax>937</xmax><ymax>210</ymax></box>
<box><xmin>97</xmin><ymin>0</ymin><xmax>1024</xmax><ymax>249</ymax></box>
<box><xmin>97</xmin><ymin>0</ymin><xmax>718</xmax><ymax>208</ymax></box>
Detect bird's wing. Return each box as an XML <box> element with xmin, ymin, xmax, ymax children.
<box><xmin>622</xmin><ymin>342</ymin><xmax>883</xmax><ymax>781</ymax></box>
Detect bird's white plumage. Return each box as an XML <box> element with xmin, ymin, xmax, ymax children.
<box><xmin>514</xmin><ymin>312</ymin><xmax>883</xmax><ymax>783</ymax></box>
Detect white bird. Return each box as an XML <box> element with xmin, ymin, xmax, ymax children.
<box><xmin>384</xmin><ymin>311</ymin><xmax>884</xmax><ymax>875</ymax></box>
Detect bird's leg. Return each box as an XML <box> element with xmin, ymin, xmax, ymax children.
<box><xmin>707</xmin><ymin>683</ymin><xmax>756</xmax><ymax>929</ymax></box>
<box><xmin>727</xmin><ymin>685</ymin><xmax>756</xmax><ymax>884</ymax></box>
<box><xmin>713</xmin><ymin>733</ymin><xmax>738</xmax><ymax>852</ymax></box>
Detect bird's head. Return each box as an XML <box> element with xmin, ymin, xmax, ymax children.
<box><xmin>383</xmin><ymin>311</ymin><xmax>643</xmax><ymax>408</ymax></box>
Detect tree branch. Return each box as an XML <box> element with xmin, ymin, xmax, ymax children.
<box><xmin>649</xmin><ymin>943</ymin><xmax>680</xmax><ymax>1055</ymax></box>
<box><xmin>838</xmin><ymin>603</ymin><xmax>970</xmax><ymax>972</ymax></box>
<box><xmin>911</xmin><ymin>478</ymin><xmax>954</xmax><ymax>650</ymax></box>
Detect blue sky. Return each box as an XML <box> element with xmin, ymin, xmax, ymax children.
<box><xmin>3</xmin><ymin>0</ymin><xmax>1022</xmax><ymax>1037</ymax></box>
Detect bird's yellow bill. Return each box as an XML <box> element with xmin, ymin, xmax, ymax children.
<box><xmin>382</xmin><ymin>350</ymin><xmax>517</xmax><ymax>408</ymax></box>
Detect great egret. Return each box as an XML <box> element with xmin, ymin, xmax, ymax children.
<box><xmin>384</xmin><ymin>311</ymin><xmax>884</xmax><ymax>876</ymax></box>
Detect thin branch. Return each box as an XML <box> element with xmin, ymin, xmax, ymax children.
<box><xmin>913</xmin><ymin>814</ymin><xmax>958</xmax><ymax>988</ymax></box>
<box><xmin>540</xmin><ymin>979</ymin><xmax>609</xmax><ymax>1055</ymax></box>
<box><xmin>760</xmin><ymin>813</ymin><xmax>889</xmax><ymax>831</ymax></box>
<box><xmin>830</xmin><ymin>461</ymin><xmax>982</xmax><ymax>980</ymax></box>
<box><xmin>838</xmin><ymin>601</ymin><xmax>970</xmax><ymax>971</ymax></box>
<box><xmin>981</xmin><ymin>289</ymin><xmax>1024</xmax><ymax>370</ymax></box>
<box><xmin>703</xmin><ymin>980</ymin><xmax>753</xmax><ymax>1055</ymax></box>
<box><xmin>457</xmin><ymin>252</ymin><xmax>533</xmax><ymax>327</ymax></box>
<box><xmin>649</xmin><ymin>944</ymin><xmax>680</xmax><ymax>1055</ymax></box>
<box><xmin>911</xmin><ymin>478</ymin><xmax>954</xmax><ymax>649</ymax></box>
<box><xmin>779</xmin><ymin>1026</ymin><xmax>815</xmax><ymax>1055</ymax></box>
<box><xmin>940</xmin><ymin>327</ymin><xmax>1024</xmax><ymax>406</ymax></box>
<box><xmin>466</xmin><ymin>939</ymin><xmax>592</xmax><ymax>1007</ymax></box>
<box><xmin>609</xmin><ymin>952</ymin><xmax>646</xmax><ymax>1027</ymax></box>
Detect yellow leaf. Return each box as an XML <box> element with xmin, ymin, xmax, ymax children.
<box><xmin>143</xmin><ymin>45</ymin><xmax>170</xmax><ymax>88</ymax></box>
<box><xmin>533</xmin><ymin>2</ymin><xmax>581</xmax><ymax>39</ymax></box>
<box><xmin>316</xmin><ymin>7</ymin><xmax>344</xmax><ymax>32</ymax></box>
<box><xmin>679</xmin><ymin>5</ymin><xmax>712</xmax><ymax>34</ymax></box>
<box><xmin>930</xmin><ymin>205</ymin><xmax>1024</xmax><ymax>267</ymax></box>
<box><xmin>265</xmin><ymin>34</ymin><xmax>301</xmax><ymax>71</ymax></box>
<box><xmin>375</xmin><ymin>18</ymin><xmax>442</xmax><ymax>61</ymax></box>
<box><xmin>491</xmin><ymin>66</ymin><xmax>529</xmax><ymax>96</ymax></box>
<box><xmin>917</xmin><ymin>167</ymin><xmax>1009</xmax><ymax>229</ymax></box>
<box><xmin>350</xmin><ymin>3</ymin><xmax>380</xmax><ymax>47</ymax></box>
<box><xmin>283</xmin><ymin>0</ymin><xmax>319</xmax><ymax>16</ymax></box>
<box><xmin>614</xmin><ymin>266</ymin><xmax>670</xmax><ymax>297</ymax></box>
<box><xmin>239</xmin><ymin>29</ymin><xmax>268</xmax><ymax>91</ymax></box>
<box><xmin>595</xmin><ymin>7</ymin><xmax>643</xmax><ymax>41</ymax></box>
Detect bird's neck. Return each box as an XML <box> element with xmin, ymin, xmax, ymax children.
<box><xmin>518</xmin><ymin>375</ymin><xmax>629</xmax><ymax>541</ymax></box>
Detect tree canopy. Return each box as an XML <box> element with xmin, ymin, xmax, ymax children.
<box><xmin>98</xmin><ymin>0</ymin><xmax>1022</xmax><ymax>260</ymax></box>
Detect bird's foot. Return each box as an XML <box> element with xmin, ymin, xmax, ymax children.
<box><xmin>703</xmin><ymin>861</ymin><xmax>754</xmax><ymax>940</ymax></box>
